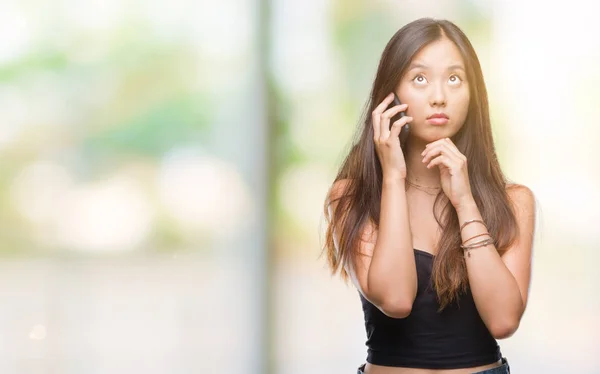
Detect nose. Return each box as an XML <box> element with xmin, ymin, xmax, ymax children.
<box><xmin>429</xmin><ymin>81</ymin><xmax>447</xmax><ymax>107</ymax></box>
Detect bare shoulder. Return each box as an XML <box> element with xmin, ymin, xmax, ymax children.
<box><xmin>327</xmin><ymin>178</ymin><xmax>377</xmax><ymax>255</ymax></box>
<box><xmin>327</xmin><ymin>178</ymin><xmax>353</xmax><ymax>202</ymax></box>
<box><xmin>505</xmin><ymin>183</ymin><xmax>536</xmax><ymax>214</ymax></box>
<box><xmin>504</xmin><ymin>183</ymin><xmax>537</xmax><ymax>245</ymax></box>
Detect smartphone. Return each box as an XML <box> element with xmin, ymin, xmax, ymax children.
<box><xmin>388</xmin><ymin>93</ymin><xmax>410</xmax><ymax>148</ymax></box>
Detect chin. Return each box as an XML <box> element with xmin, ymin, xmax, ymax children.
<box><xmin>411</xmin><ymin>131</ymin><xmax>459</xmax><ymax>145</ymax></box>
<box><xmin>429</xmin><ymin>126</ymin><xmax>461</xmax><ymax>138</ymax></box>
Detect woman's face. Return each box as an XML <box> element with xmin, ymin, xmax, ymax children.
<box><xmin>396</xmin><ymin>37</ymin><xmax>470</xmax><ymax>144</ymax></box>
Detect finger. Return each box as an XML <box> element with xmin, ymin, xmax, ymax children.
<box><xmin>380</xmin><ymin>104</ymin><xmax>408</xmax><ymax>139</ymax></box>
<box><xmin>437</xmin><ymin>141</ymin><xmax>467</xmax><ymax>166</ymax></box>
<box><xmin>425</xmin><ymin>143</ymin><xmax>462</xmax><ymax>163</ymax></box>
<box><xmin>373</xmin><ymin>92</ymin><xmax>396</xmax><ymax>115</ymax></box>
<box><xmin>422</xmin><ymin>145</ymin><xmax>457</xmax><ymax>165</ymax></box>
<box><xmin>442</xmin><ymin>138</ymin><xmax>465</xmax><ymax>159</ymax></box>
<box><xmin>372</xmin><ymin>115</ymin><xmax>380</xmax><ymax>142</ymax></box>
<box><xmin>384</xmin><ymin>104</ymin><xmax>409</xmax><ymax>132</ymax></box>
<box><xmin>372</xmin><ymin>93</ymin><xmax>395</xmax><ymax>141</ymax></box>
<box><xmin>423</xmin><ymin>137</ymin><xmax>449</xmax><ymax>151</ymax></box>
<box><xmin>426</xmin><ymin>154</ymin><xmax>451</xmax><ymax>170</ymax></box>
<box><xmin>382</xmin><ymin>103</ymin><xmax>408</xmax><ymax>119</ymax></box>
<box><xmin>422</xmin><ymin>142</ymin><xmax>462</xmax><ymax>164</ymax></box>
<box><xmin>389</xmin><ymin>115</ymin><xmax>413</xmax><ymax>138</ymax></box>
<box><xmin>424</xmin><ymin>138</ymin><xmax>461</xmax><ymax>157</ymax></box>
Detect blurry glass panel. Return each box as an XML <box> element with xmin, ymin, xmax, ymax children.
<box><xmin>0</xmin><ymin>0</ymin><xmax>266</xmax><ymax>373</ymax></box>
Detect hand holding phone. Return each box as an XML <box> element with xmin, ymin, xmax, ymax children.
<box><xmin>388</xmin><ymin>93</ymin><xmax>410</xmax><ymax>148</ymax></box>
<box><xmin>373</xmin><ymin>92</ymin><xmax>412</xmax><ymax>179</ymax></box>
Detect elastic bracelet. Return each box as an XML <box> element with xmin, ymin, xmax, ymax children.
<box><xmin>460</xmin><ymin>237</ymin><xmax>495</xmax><ymax>250</ymax></box>
<box><xmin>462</xmin><ymin>238</ymin><xmax>495</xmax><ymax>258</ymax></box>
<box><xmin>460</xmin><ymin>219</ymin><xmax>487</xmax><ymax>233</ymax></box>
<box><xmin>462</xmin><ymin>232</ymin><xmax>491</xmax><ymax>244</ymax></box>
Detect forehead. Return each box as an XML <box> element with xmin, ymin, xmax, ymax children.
<box><xmin>409</xmin><ymin>37</ymin><xmax>464</xmax><ymax>69</ymax></box>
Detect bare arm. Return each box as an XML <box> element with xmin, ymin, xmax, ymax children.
<box><xmin>456</xmin><ymin>184</ymin><xmax>536</xmax><ymax>338</ymax></box>
<box><xmin>328</xmin><ymin>177</ymin><xmax>417</xmax><ymax>318</ymax></box>
<box><xmin>328</xmin><ymin>92</ymin><xmax>417</xmax><ymax>318</ymax></box>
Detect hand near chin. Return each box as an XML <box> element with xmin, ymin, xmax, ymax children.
<box><xmin>420</xmin><ymin>137</ymin><xmax>474</xmax><ymax>209</ymax></box>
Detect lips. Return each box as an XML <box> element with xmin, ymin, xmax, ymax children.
<box><xmin>427</xmin><ymin>113</ymin><xmax>449</xmax><ymax>119</ymax></box>
<box><xmin>427</xmin><ymin>113</ymin><xmax>449</xmax><ymax>125</ymax></box>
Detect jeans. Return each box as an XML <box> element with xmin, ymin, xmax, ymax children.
<box><xmin>357</xmin><ymin>357</ymin><xmax>510</xmax><ymax>374</ymax></box>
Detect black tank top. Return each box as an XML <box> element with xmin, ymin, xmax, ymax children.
<box><xmin>360</xmin><ymin>248</ymin><xmax>502</xmax><ymax>369</ymax></box>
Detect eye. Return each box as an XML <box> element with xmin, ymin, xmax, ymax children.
<box><xmin>413</xmin><ymin>74</ymin><xmax>428</xmax><ymax>85</ymax></box>
<box><xmin>448</xmin><ymin>74</ymin><xmax>462</xmax><ymax>85</ymax></box>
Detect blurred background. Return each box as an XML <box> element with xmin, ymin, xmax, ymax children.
<box><xmin>0</xmin><ymin>0</ymin><xmax>599</xmax><ymax>373</ymax></box>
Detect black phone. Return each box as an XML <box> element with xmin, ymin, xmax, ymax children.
<box><xmin>388</xmin><ymin>93</ymin><xmax>410</xmax><ymax>148</ymax></box>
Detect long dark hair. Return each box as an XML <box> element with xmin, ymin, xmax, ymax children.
<box><xmin>322</xmin><ymin>18</ymin><xmax>519</xmax><ymax>310</ymax></box>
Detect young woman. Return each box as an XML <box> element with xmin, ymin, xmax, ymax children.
<box><xmin>323</xmin><ymin>18</ymin><xmax>536</xmax><ymax>374</ymax></box>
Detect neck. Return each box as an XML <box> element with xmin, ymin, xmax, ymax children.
<box><xmin>404</xmin><ymin>139</ymin><xmax>442</xmax><ymax>188</ymax></box>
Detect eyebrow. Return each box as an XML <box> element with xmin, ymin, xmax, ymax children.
<box><xmin>407</xmin><ymin>63</ymin><xmax>466</xmax><ymax>72</ymax></box>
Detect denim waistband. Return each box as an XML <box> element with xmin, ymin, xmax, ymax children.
<box><xmin>472</xmin><ymin>357</ymin><xmax>510</xmax><ymax>374</ymax></box>
<box><xmin>357</xmin><ymin>357</ymin><xmax>510</xmax><ymax>374</ymax></box>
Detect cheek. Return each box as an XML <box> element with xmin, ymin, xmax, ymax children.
<box><xmin>453</xmin><ymin>90</ymin><xmax>470</xmax><ymax>117</ymax></box>
<box><xmin>399</xmin><ymin>92</ymin><xmax>427</xmax><ymax>117</ymax></box>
